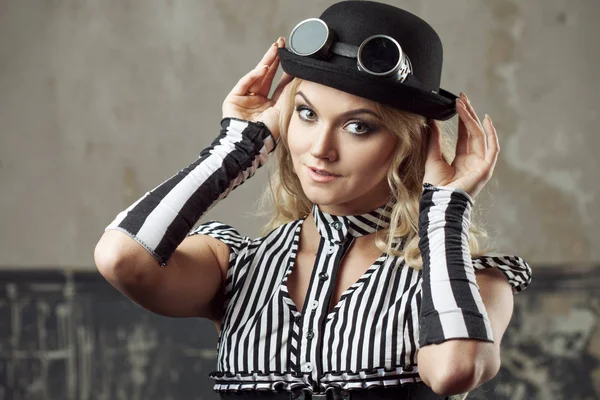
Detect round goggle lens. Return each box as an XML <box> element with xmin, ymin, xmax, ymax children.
<box><xmin>290</xmin><ymin>20</ymin><xmax>328</xmax><ymax>56</ymax></box>
<box><xmin>360</xmin><ymin>37</ymin><xmax>400</xmax><ymax>74</ymax></box>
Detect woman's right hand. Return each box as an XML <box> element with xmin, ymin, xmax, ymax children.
<box><xmin>222</xmin><ymin>37</ymin><xmax>294</xmax><ymax>141</ymax></box>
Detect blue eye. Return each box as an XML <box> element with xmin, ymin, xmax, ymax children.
<box><xmin>346</xmin><ymin>121</ymin><xmax>373</xmax><ymax>135</ymax></box>
<box><xmin>296</xmin><ymin>106</ymin><xmax>317</xmax><ymax>122</ymax></box>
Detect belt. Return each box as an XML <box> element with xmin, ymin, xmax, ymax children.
<box><xmin>218</xmin><ymin>384</ymin><xmax>447</xmax><ymax>400</ymax></box>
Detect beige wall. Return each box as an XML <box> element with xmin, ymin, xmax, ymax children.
<box><xmin>1</xmin><ymin>0</ymin><xmax>598</xmax><ymax>268</ymax></box>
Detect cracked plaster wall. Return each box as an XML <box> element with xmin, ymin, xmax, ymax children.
<box><xmin>1</xmin><ymin>0</ymin><xmax>598</xmax><ymax>268</ymax></box>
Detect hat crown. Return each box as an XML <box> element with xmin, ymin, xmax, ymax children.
<box><xmin>320</xmin><ymin>1</ymin><xmax>443</xmax><ymax>91</ymax></box>
<box><xmin>278</xmin><ymin>0</ymin><xmax>457</xmax><ymax>120</ymax></box>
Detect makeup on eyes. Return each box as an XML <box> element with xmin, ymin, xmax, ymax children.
<box><xmin>293</xmin><ymin>99</ymin><xmax>381</xmax><ymax>136</ymax></box>
<box><xmin>295</xmin><ymin>105</ymin><xmax>378</xmax><ymax>136</ymax></box>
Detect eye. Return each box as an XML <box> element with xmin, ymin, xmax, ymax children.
<box><xmin>345</xmin><ymin>121</ymin><xmax>373</xmax><ymax>135</ymax></box>
<box><xmin>296</xmin><ymin>106</ymin><xmax>317</xmax><ymax>122</ymax></box>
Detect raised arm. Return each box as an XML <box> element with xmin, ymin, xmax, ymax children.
<box><xmin>95</xmin><ymin>38</ymin><xmax>293</xmax><ymax>321</ymax></box>
<box><xmin>416</xmin><ymin>93</ymin><xmax>514</xmax><ymax>395</ymax></box>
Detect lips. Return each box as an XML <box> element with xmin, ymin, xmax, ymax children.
<box><xmin>308</xmin><ymin>166</ymin><xmax>340</xmax><ymax>177</ymax></box>
<box><xmin>307</xmin><ymin>166</ymin><xmax>340</xmax><ymax>177</ymax></box>
<box><xmin>306</xmin><ymin>165</ymin><xmax>341</xmax><ymax>183</ymax></box>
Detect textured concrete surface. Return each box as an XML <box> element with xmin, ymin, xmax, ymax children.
<box><xmin>1</xmin><ymin>0</ymin><xmax>598</xmax><ymax>268</ymax></box>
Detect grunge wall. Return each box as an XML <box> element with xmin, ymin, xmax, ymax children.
<box><xmin>1</xmin><ymin>1</ymin><xmax>598</xmax><ymax>399</ymax></box>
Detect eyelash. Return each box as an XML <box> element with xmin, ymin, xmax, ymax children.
<box><xmin>294</xmin><ymin>105</ymin><xmax>376</xmax><ymax>136</ymax></box>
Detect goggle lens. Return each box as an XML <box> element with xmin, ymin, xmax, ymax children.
<box><xmin>359</xmin><ymin>37</ymin><xmax>400</xmax><ymax>74</ymax></box>
<box><xmin>290</xmin><ymin>19</ymin><xmax>329</xmax><ymax>56</ymax></box>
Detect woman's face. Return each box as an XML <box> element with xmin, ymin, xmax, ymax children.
<box><xmin>287</xmin><ymin>80</ymin><xmax>398</xmax><ymax>216</ymax></box>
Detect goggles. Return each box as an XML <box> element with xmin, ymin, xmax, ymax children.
<box><xmin>287</xmin><ymin>18</ymin><xmax>413</xmax><ymax>83</ymax></box>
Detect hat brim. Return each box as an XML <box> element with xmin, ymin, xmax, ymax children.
<box><xmin>278</xmin><ymin>48</ymin><xmax>457</xmax><ymax>121</ymax></box>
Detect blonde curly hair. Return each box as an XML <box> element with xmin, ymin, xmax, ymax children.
<box><xmin>260</xmin><ymin>78</ymin><xmax>489</xmax><ymax>269</ymax></box>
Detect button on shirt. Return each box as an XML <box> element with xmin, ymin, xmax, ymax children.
<box><xmin>191</xmin><ymin>204</ymin><xmax>531</xmax><ymax>393</ymax></box>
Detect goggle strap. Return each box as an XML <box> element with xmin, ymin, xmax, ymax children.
<box><xmin>331</xmin><ymin>42</ymin><xmax>359</xmax><ymax>59</ymax></box>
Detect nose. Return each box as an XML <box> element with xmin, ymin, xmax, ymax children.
<box><xmin>309</xmin><ymin>125</ymin><xmax>338</xmax><ymax>162</ymax></box>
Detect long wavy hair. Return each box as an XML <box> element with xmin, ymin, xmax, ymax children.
<box><xmin>260</xmin><ymin>78</ymin><xmax>489</xmax><ymax>269</ymax></box>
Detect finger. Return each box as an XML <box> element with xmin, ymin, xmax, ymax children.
<box><xmin>243</xmin><ymin>40</ymin><xmax>281</xmax><ymax>95</ymax></box>
<box><xmin>455</xmin><ymin>108</ymin><xmax>469</xmax><ymax>157</ymax></box>
<box><xmin>426</xmin><ymin>121</ymin><xmax>443</xmax><ymax>161</ymax></box>
<box><xmin>457</xmin><ymin>98</ymin><xmax>486</xmax><ymax>158</ymax></box>
<box><xmin>271</xmin><ymin>72</ymin><xmax>295</xmax><ymax>103</ymax></box>
<box><xmin>483</xmin><ymin>114</ymin><xmax>500</xmax><ymax>165</ymax></box>
<box><xmin>255</xmin><ymin>40</ymin><xmax>280</xmax><ymax>70</ymax></box>
<box><xmin>258</xmin><ymin>54</ymin><xmax>280</xmax><ymax>96</ymax></box>
<box><xmin>460</xmin><ymin>93</ymin><xmax>484</xmax><ymax>130</ymax></box>
<box><xmin>229</xmin><ymin>64</ymin><xmax>270</xmax><ymax>97</ymax></box>
<box><xmin>258</xmin><ymin>37</ymin><xmax>285</xmax><ymax>96</ymax></box>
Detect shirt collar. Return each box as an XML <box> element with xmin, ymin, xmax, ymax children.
<box><xmin>312</xmin><ymin>203</ymin><xmax>392</xmax><ymax>244</ymax></box>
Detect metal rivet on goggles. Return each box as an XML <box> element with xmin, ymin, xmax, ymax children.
<box><xmin>288</xmin><ymin>18</ymin><xmax>413</xmax><ymax>83</ymax></box>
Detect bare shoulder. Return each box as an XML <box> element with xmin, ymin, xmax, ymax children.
<box><xmin>180</xmin><ymin>233</ymin><xmax>231</xmax><ymax>276</ymax></box>
<box><xmin>95</xmin><ymin>229</ymin><xmax>234</xmax><ymax>320</ymax></box>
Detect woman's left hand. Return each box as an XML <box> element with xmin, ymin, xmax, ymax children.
<box><xmin>423</xmin><ymin>92</ymin><xmax>499</xmax><ymax>199</ymax></box>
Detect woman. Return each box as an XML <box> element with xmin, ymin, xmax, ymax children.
<box><xmin>95</xmin><ymin>1</ymin><xmax>531</xmax><ymax>399</ymax></box>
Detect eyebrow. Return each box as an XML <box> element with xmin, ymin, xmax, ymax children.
<box><xmin>295</xmin><ymin>91</ymin><xmax>382</xmax><ymax>120</ymax></box>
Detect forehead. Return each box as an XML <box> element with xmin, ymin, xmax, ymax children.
<box><xmin>296</xmin><ymin>80</ymin><xmax>379</xmax><ymax>112</ymax></box>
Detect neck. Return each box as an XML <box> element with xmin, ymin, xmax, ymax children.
<box><xmin>317</xmin><ymin>199</ymin><xmax>389</xmax><ymax>217</ymax></box>
<box><xmin>316</xmin><ymin>184</ymin><xmax>392</xmax><ymax>216</ymax></box>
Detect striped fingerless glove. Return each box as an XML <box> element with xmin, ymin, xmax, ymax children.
<box><xmin>105</xmin><ymin>118</ymin><xmax>276</xmax><ymax>266</ymax></box>
<box><xmin>418</xmin><ymin>184</ymin><xmax>494</xmax><ymax>346</ymax></box>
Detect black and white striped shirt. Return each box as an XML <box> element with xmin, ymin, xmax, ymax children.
<box><xmin>191</xmin><ymin>207</ymin><xmax>530</xmax><ymax>392</ymax></box>
<box><xmin>107</xmin><ymin>118</ymin><xmax>532</xmax><ymax>393</ymax></box>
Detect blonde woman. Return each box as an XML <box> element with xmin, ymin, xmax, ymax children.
<box><xmin>95</xmin><ymin>2</ymin><xmax>531</xmax><ymax>399</ymax></box>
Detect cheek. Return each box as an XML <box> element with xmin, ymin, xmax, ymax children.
<box><xmin>350</xmin><ymin>140</ymin><xmax>396</xmax><ymax>172</ymax></box>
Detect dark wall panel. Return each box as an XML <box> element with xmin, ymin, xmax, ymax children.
<box><xmin>0</xmin><ymin>267</ymin><xmax>598</xmax><ymax>399</ymax></box>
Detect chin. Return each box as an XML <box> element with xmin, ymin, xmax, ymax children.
<box><xmin>298</xmin><ymin>173</ymin><xmax>388</xmax><ymax>214</ymax></box>
<box><xmin>302</xmin><ymin>187</ymin><xmax>348</xmax><ymax>207</ymax></box>
<box><xmin>301</xmin><ymin>185</ymin><xmax>370</xmax><ymax>214</ymax></box>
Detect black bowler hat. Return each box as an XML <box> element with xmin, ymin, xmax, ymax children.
<box><xmin>278</xmin><ymin>0</ymin><xmax>457</xmax><ymax>121</ymax></box>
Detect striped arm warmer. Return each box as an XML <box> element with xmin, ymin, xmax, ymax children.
<box><xmin>418</xmin><ymin>184</ymin><xmax>493</xmax><ymax>346</ymax></box>
<box><xmin>105</xmin><ymin>118</ymin><xmax>276</xmax><ymax>266</ymax></box>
